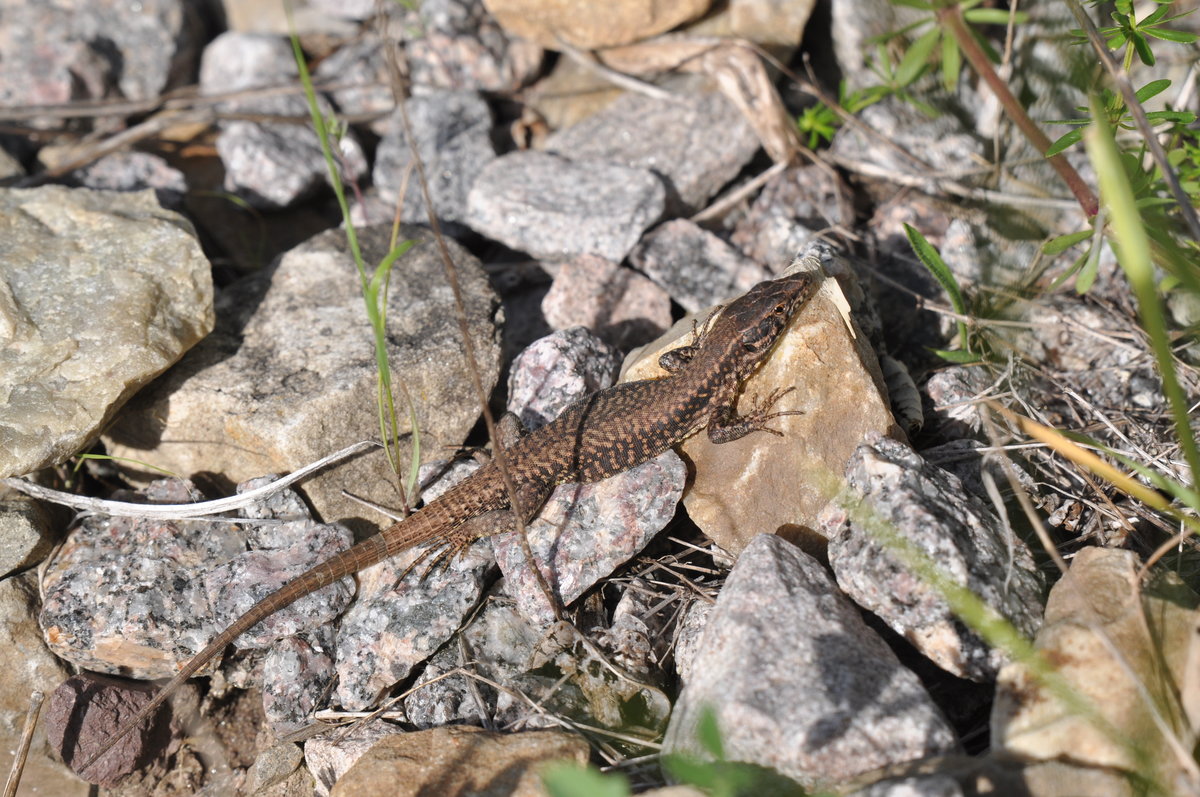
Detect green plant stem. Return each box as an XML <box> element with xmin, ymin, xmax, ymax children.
<box><xmin>1064</xmin><ymin>0</ymin><xmax>1200</xmax><ymax>243</ymax></box>
<box><xmin>935</xmin><ymin>3</ymin><xmax>1099</xmax><ymax>217</ymax></box>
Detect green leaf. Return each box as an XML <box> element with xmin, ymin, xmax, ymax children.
<box><xmin>1144</xmin><ymin>27</ymin><xmax>1198</xmax><ymax>43</ymax></box>
<box><xmin>541</xmin><ymin>763</ymin><xmax>630</xmax><ymax>797</ymax></box>
<box><xmin>697</xmin><ymin>707</ymin><xmax>726</xmax><ymax>759</ymax></box>
<box><xmin>1074</xmin><ymin>251</ymin><xmax>1099</xmax><ymax>293</ymax></box>
<box><xmin>904</xmin><ymin>224</ymin><xmax>967</xmax><ymax>316</ymax></box>
<box><xmin>963</xmin><ymin>8</ymin><xmax>1025</xmax><ymax>24</ymax></box>
<box><xmin>941</xmin><ymin>32</ymin><xmax>961</xmax><ymax>91</ymax></box>
<box><xmin>1144</xmin><ymin>110</ymin><xmax>1196</xmax><ymax>124</ymax></box>
<box><xmin>1045</xmin><ymin>128</ymin><xmax>1085</xmax><ymax>157</ymax></box>
<box><xmin>1043</xmin><ymin>229</ymin><xmax>1094</xmax><ymax>255</ymax></box>
<box><xmin>930</xmin><ymin>347</ymin><xmax>983</xmax><ymax>364</ymax></box>
<box><xmin>896</xmin><ymin>27</ymin><xmax>940</xmax><ymax>86</ymax></box>
<box><xmin>1131</xmin><ymin>32</ymin><xmax>1156</xmax><ymax>66</ymax></box>
<box><xmin>890</xmin><ymin>0</ymin><xmax>933</xmax><ymax>9</ymax></box>
<box><xmin>1134</xmin><ymin>78</ymin><xmax>1171</xmax><ymax>102</ymax></box>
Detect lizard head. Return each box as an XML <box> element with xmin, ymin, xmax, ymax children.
<box><xmin>727</xmin><ymin>270</ymin><xmax>819</xmax><ymax>361</ymax></box>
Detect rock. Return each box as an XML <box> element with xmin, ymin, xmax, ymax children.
<box><xmin>993</xmin><ymin>547</ymin><xmax>1199</xmax><ymax>787</ymax></box>
<box><xmin>199</xmin><ymin>32</ymin><xmax>368</xmax><ymax>208</ymax></box>
<box><xmin>0</xmin><ymin>186</ymin><xmax>213</xmax><ymax>478</ymax></box>
<box><xmin>315</xmin><ymin>36</ymin><xmax>396</xmax><ymax>129</ymax></box>
<box><xmin>541</xmin><ymin>255</ymin><xmax>672</xmax><ymax>350</ymax></box>
<box><xmin>671</xmin><ymin>598</ymin><xmax>713</xmax><ymax>684</ymax></box>
<box><xmin>822</xmin><ymin>435</ymin><xmax>1045</xmax><ymax>682</ymax></box>
<box><xmin>483</xmin><ymin>0</ymin><xmax>710</xmax><ymax>49</ymax></box>
<box><xmin>68</xmin><ymin>151</ymin><xmax>188</xmax><ymax>210</ymax></box>
<box><xmin>261</xmin><ymin>628</ymin><xmax>337</xmax><ymax>735</ymax></box>
<box><xmin>304</xmin><ymin>724</ymin><xmax>396</xmax><ymax>797</ymax></box>
<box><xmin>244</xmin><ymin>741</ymin><xmax>306</xmax><ymax>794</ymax></box>
<box><xmin>330</xmin><ymin>725</ymin><xmax>589</xmax><ymax>796</ymax></box>
<box><xmin>624</xmin><ymin>244</ymin><xmax>901</xmax><ymax>555</ymax></box>
<box><xmin>404</xmin><ymin>0</ymin><xmax>544</xmax><ymax>93</ymax></box>
<box><xmin>373</xmin><ymin>90</ymin><xmax>496</xmax><ymax>225</ymax></box>
<box><xmin>333</xmin><ymin>534</ymin><xmax>494</xmax><ymax>711</ymax></box>
<box><xmin>0</xmin><ymin>0</ymin><xmax>203</xmax><ymax>110</ymax></box>
<box><xmin>683</xmin><ymin>0</ymin><xmax>816</xmax><ymax>61</ymax></box>
<box><xmin>506</xmin><ymin>327</ymin><xmax>621</xmax><ymax>431</ymax></box>
<box><xmin>104</xmin><ymin>224</ymin><xmax>502</xmax><ymax>528</ymax></box>
<box><xmin>663</xmin><ymin>534</ymin><xmax>958</xmax><ymax>787</ymax></box>
<box><xmin>43</xmin><ymin>674</ymin><xmax>182</xmax><ymax>786</ymax></box>
<box><xmin>544</xmin><ymin>91</ymin><xmax>759</xmax><ymax>215</ymax></box>
<box><xmin>729</xmin><ymin>163</ymin><xmax>845</xmax><ymax>268</ymax></box>
<box><xmin>39</xmin><ymin>478</ymin><xmax>354</xmax><ymax>679</ymax></box>
<box><xmin>0</xmin><ymin>498</ymin><xmax>57</xmax><ymax>578</ymax></box>
<box><xmin>404</xmin><ymin>587</ymin><xmax>542</xmax><ymax>728</ymax></box>
<box><xmin>0</xmin><ymin>146</ymin><xmax>23</xmax><ymax>179</ymax></box>
<box><xmin>494</xmin><ymin>449</ymin><xmax>685</xmax><ymax>622</ymax></box>
<box><xmin>629</xmin><ymin>219</ymin><xmax>769</xmax><ymax>312</ymax></box>
<box><xmin>466</xmin><ymin>150</ymin><xmax>665</xmax><ymax>262</ymax></box>
<box><xmin>842</xmin><ymin>754</ymin><xmax>1135</xmax><ymax>797</ymax></box>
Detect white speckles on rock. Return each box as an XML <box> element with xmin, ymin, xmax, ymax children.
<box><xmin>39</xmin><ymin>478</ymin><xmax>354</xmax><ymax>680</ymax></box>
<box><xmin>466</xmin><ymin>150</ymin><xmax>665</xmax><ymax>261</ymax></box>
<box><xmin>664</xmin><ymin>534</ymin><xmax>958</xmax><ymax>789</ymax></box>
<box><xmin>630</xmin><ymin>218</ymin><xmax>770</xmax><ymax>312</ymax></box>
<box><xmin>823</xmin><ymin>434</ymin><xmax>1045</xmax><ymax>682</ymax></box>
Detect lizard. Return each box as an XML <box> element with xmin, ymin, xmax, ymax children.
<box><xmin>75</xmin><ymin>268</ymin><xmax>820</xmax><ymax>776</ymax></box>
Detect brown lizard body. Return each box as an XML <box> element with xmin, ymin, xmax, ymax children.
<box><xmin>77</xmin><ymin>269</ymin><xmax>819</xmax><ymax>775</ymax></box>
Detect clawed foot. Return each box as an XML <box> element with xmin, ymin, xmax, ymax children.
<box><xmin>746</xmin><ymin>386</ymin><xmax>803</xmax><ymax>436</ymax></box>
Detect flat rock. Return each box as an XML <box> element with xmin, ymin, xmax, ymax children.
<box><xmin>404</xmin><ymin>0</ymin><xmax>544</xmax><ymax>93</ymax></box>
<box><xmin>466</xmin><ymin>150</ymin><xmax>665</xmax><ymax>262</ymax></box>
<box><xmin>663</xmin><ymin>534</ymin><xmax>958</xmax><ymax>788</ymax></box>
<box><xmin>629</xmin><ymin>218</ymin><xmax>769</xmax><ymax>312</ymax></box>
<box><xmin>544</xmin><ymin>90</ymin><xmax>760</xmax><ymax>214</ymax></box>
<box><xmin>541</xmin><ymin>255</ymin><xmax>672</xmax><ymax>349</ymax></box>
<box><xmin>993</xmin><ymin>547</ymin><xmax>1199</xmax><ymax>787</ymax></box>
<box><xmin>68</xmin><ymin>151</ymin><xmax>188</xmax><ymax>210</ymax></box>
<box><xmin>493</xmin><ymin>449</ymin><xmax>685</xmax><ymax>623</ymax></box>
<box><xmin>623</xmin><ymin>244</ymin><xmax>901</xmax><ymax>555</ymax></box>
<box><xmin>39</xmin><ymin>478</ymin><xmax>354</xmax><ymax>680</ymax></box>
<box><xmin>483</xmin><ymin>0</ymin><xmax>710</xmax><ymax>49</ymax></box>
<box><xmin>373</xmin><ymin>90</ymin><xmax>496</xmax><ymax>225</ymax></box>
<box><xmin>506</xmin><ymin>326</ymin><xmax>620</xmax><ymax>431</ymax></box>
<box><xmin>330</xmin><ymin>725</ymin><xmax>588</xmax><ymax>796</ymax></box>
<box><xmin>104</xmin><ymin>224</ymin><xmax>502</xmax><ymax>527</ymax></box>
<box><xmin>823</xmin><ymin>435</ymin><xmax>1045</xmax><ymax>681</ymax></box>
<box><xmin>304</xmin><ymin>724</ymin><xmax>395</xmax><ymax>797</ymax></box>
<box><xmin>729</xmin><ymin>163</ymin><xmax>845</xmax><ymax>268</ymax></box>
<box><xmin>200</xmin><ymin>32</ymin><xmax>368</xmax><ymax>208</ymax></box>
<box><xmin>261</xmin><ymin>627</ymin><xmax>337</xmax><ymax>735</ymax></box>
<box><xmin>0</xmin><ymin>0</ymin><xmax>202</xmax><ymax>109</ymax></box>
<box><xmin>0</xmin><ymin>186</ymin><xmax>213</xmax><ymax>478</ymax></box>
<box><xmin>333</xmin><ymin>535</ymin><xmax>494</xmax><ymax>711</ymax></box>
<box><xmin>0</xmin><ymin>497</ymin><xmax>57</xmax><ymax>578</ymax></box>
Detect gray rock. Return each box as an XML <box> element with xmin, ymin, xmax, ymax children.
<box><xmin>0</xmin><ymin>146</ymin><xmax>23</xmax><ymax>180</ymax></box>
<box><xmin>671</xmin><ymin>598</ymin><xmax>713</xmax><ymax>684</ymax></box>
<box><xmin>0</xmin><ymin>498</ymin><xmax>57</xmax><ymax>578</ymax></box>
<box><xmin>506</xmin><ymin>327</ymin><xmax>620</xmax><ymax>431</ymax></box>
<box><xmin>629</xmin><ymin>219</ymin><xmax>769</xmax><ymax>313</ymax></box>
<box><xmin>493</xmin><ymin>449</ymin><xmax>685</xmax><ymax>623</ymax></box>
<box><xmin>39</xmin><ymin>478</ymin><xmax>354</xmax><ymax>680</ymax></box>
<box><xmin>0</xmin><ymin>186</ymin><xmax>213</xmax><ymax>478</ymax></box>
<box><xmin>332</xmin><ymin>531</ymin><xmax>494</xmax><ymax>711</ymax></box>
<box><xmin>663</xmin><ymin>534</ymin><xmax>958</xmax><ymax>789</ymax></box>
<box><xmin>404</xmin><ymin>587</ymin><xmax>540</xmax><ymax>728</ymax></box>
<box><xmin>200</xmin><ymin>32</ymin><xmax>368</xmax><ymax>208</ymax></box>
<box><xmin>466</xmin><ymin>150</ymin><xmax>665</xmax><ymax>261</ymax></box>
<box><xmin>262</xmin><ymin>627</ymin><xmax>337</xmax><ymax>735</ymax></box>
<box><xmin>303</xmin><ymin>722</ymin><xmax>395</xmax><ymax>797</ymax></box>
<box><xmin>541</xmin><ymin>254</ymin><xmax>672</xmax><ymax>349</ymax></box>
<box><xmin>730</xmin><ymin>163</ymin><xmax>845</xmax><ymax>268</ymax></box>
<box><xmin>104</xmin><ymin>224</ymin><xmax>502</xmax><ymax>528</ymax></box>
<box><xmin>543</xmin><ymin>90</ymin><xmax>758</xmax><ymax>214</ymax></box>
<box><xmin>70</xmin><ymin>151</ymin><xmax>188</xmax><ymax>210</ymax></box>
<box><xmin>315</xmin><ymin>36</ymin><xmax>396</xmax><ymax>128</ymax></box>
<box><xmin>0</xmin><ymin>572</ymin><xmax>72</xmax><ymax>735</ymax></box>
<box><xmin>403</xmin><ymin>0</ymin><xmax>544</xmax><ymax>93</ymax></box>
<box><xmin>823</xmin><ymin>435</ymin><xmax>1045</xmax><ymax>682</ymax></box>
<box><xmin>373</xmin><ymin>91</ymin><xmax>496</xmax><ymax>225</ymax></box>
<box><xmin>0</xmin><ymin>0</ymin><xmax>202</xmax><ymax>109</ymax></box>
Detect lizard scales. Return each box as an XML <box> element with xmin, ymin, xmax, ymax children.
<box><xmin>77</xmin><ymin>269</ymin><xmax>818</xmax><ymax>775</ymax></box>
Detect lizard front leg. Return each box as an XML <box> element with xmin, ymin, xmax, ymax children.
<box><xmin>706</xmin><ymin>385</ymin><xmax>802</xmax><ymax>444</ymax></box>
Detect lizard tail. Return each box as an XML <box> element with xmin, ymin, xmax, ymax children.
<box><xmin>73</xmin><ymin>510</ymin><xmax>437</xmax><ymax>778</ymax></box>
